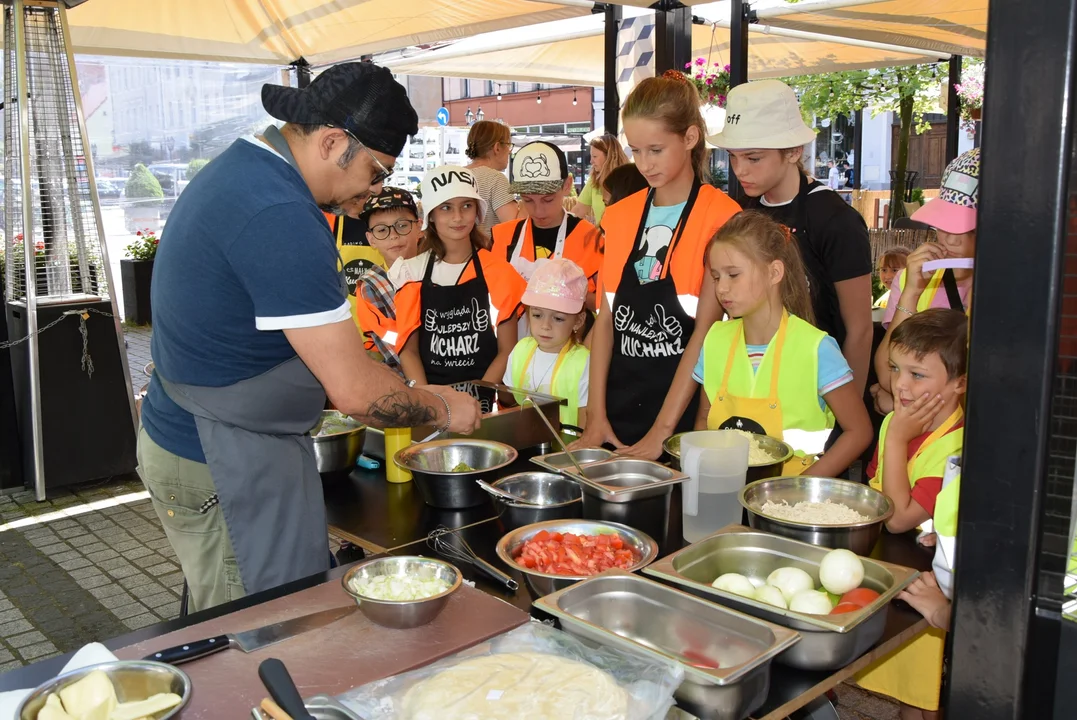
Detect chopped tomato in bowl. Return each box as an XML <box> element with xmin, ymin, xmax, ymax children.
<box><xmin>514</xmin><ymin>530</ymin><xmax>641</xmax><ymax>577</ymax></box>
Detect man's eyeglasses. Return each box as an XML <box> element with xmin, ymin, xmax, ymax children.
<box><xmin>329</xmin><ymin>124</ymin><xmax>393</xmax><ymax>186</ymax></box>
<box><xmin>369</xmin><ymin>219</ymin><xmax>417</xmax><ymax>240</ymax></box>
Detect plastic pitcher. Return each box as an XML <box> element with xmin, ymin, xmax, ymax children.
<box><xmin>681</xmin><ymin>431</ymin><xmax>750</xmax><ymax>542</ymax></box>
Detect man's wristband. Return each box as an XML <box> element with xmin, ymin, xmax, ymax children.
<box><xmin>431</xmin><ymin>392</ymin><xmax>451</xmax><ymax>434</ymax></box>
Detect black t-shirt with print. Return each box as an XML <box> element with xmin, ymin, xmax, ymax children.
<box><xmin>530</xmin><ymin>215</ymin><xmax>582</xmax><ymax>258</ymax></box>
<box><xmin>744</xmin><ymin>180</ymin><xmax>871</xmax><ymax>347</ymax></box>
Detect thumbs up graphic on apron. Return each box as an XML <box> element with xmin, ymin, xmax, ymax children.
<box><xmin>614</xmin><ymin>304</ymin><xmax>634</xmax><ymax>332</ymax></box>
<box><xmin>472</xmin><ymin>297</ymin><xmax>490</xmax><ymax>332</ymax></box>
<box><xmin>654</xmin><ymin>303</ymin><xmax>682</xmax><ymax>337</ymax></box>
<box><xmin>424</xmin><ymin>308</ymin><xmax>438</xmax><ymax>331</ymax></box>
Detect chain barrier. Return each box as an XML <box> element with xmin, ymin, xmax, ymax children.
<box><xmin>0</xmin><ymin>306</ymin><xmax>115</xmax><ymax>378</ymax></box>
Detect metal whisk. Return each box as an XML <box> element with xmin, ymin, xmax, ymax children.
<box><xmin>427</xmin><ymin>526</ymin><xmax>519</xmax><ymax>591</ymax></box>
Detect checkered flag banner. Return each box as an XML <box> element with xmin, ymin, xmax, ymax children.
<box><xmin>615</xmin><ymin>13</ymin><xmax>655</xmax><ymax>126</ymax></box>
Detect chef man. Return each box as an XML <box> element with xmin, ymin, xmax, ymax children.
<box><xmin>138</xmin><ymin>63</ymin><xmax>481</xmax><ymax>611</ymax></box>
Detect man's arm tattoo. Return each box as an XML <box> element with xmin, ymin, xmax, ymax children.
<box><xmin>361</xmin><ymin>390</ymin><xmax>438</xmax><ymax>427</ymax></box>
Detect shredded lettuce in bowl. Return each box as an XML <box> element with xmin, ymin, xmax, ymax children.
<box><xmin>349</xmin><ymin>573</ymin><xmax>451</xmax><ymax>601</ymax></box>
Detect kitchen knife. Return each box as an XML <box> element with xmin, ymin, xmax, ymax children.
<box><xmin>144</xmin><ymin>605</ymin><xmax>356</xmax><ymax>665</ymax></box>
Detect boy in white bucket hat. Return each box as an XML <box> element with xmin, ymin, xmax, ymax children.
<box><xmin>710</xmin><ymin>79</ymin><xmax>874</xmax><ymax>474</ymax></box>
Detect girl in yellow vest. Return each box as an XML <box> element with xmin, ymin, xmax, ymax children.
<box><xmin>874</xmin><ymin>148</ymin><xmax>979</xmax><ymax>415</ymax></box>
<box><xmin>693</xmin><ymin>211</ymin><xmax>873</xmax><ymax>476</ymax></box>
<box><xmin>503</xmin><ymin>258</ymin><xmax>590</xmax><ymax>428</ymax></box>
<box><xmin>856</xmin><ymin>309</ymin><xmax>967</xmax><ymax>719</ymax></box>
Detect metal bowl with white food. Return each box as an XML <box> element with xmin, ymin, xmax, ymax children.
<box><xmin>738</xmin><ymin>476</ymin><xmax>894</xmax><ymax>556</ymax></box>
<box><xmin>394</xmin><ymin>439</ymin><xmax>518</xmax><ymax>509</ymax></box>
<box><xmin>17</xmin><ymin>661</ymin><xmax>191</xmax><ymax>720</ymax></box>
<box><xmin>495</xmin><ymin>519</ymin><xmax>659</xmax><ymax>596</ymax></box>
<box><xmin>341</xmin><ymin>556</ymin><xmax>462</xmax><ymax>629</ymax></box>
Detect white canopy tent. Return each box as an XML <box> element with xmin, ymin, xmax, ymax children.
<box><xmin>29</xmin><ymin>0</ymin><xmax>595</xmax><ymax>65</ymax></box>
<box><xmin>381</xmin><ymin>5</ymin><xmax>957</xmax><ymax>86</ymax></box>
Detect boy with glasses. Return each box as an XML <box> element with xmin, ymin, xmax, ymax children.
<box><xmin>355</xmin><ymin>187</ymin><xmax>421</xmax><ymax>376</ymax></box>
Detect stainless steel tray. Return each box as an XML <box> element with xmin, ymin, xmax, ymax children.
<box><xmin>531</xmin><ymin>447</ymin><xmax>616</xmax><ymax>472</ymax></box>
<box><xmin>535</xmin><ymin>570</ymin><xmax>800</xmax><ymax>720</ymax></box>
<box><xmin>251</xmin><ymin>695</ymin><xmax>363</xmax><ymax>720</ymax></box>
<box><xmin>413</xmin><ymin>381</ymin><xmax>563</xmax><ymax>451</ymax></box>
<box><xmin>562</xmin><ymin>457</ymin><xmax>690</xmax><ymax>503</ymax></box>
<box><xmin>643</xmin><ymin>525</ymin><xmax>919</xmax><ymax>670</ymax></box>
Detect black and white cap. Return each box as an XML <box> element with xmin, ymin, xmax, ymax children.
<box><xmin>509</xmin><ymin>141</ymin><xmax>569</xmax><ymax>195</ymax></box>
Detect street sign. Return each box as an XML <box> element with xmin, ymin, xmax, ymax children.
<box><xmin>436</xmin><ymin>107</ymin><xmax>450</xmax><ymax>127</ymax></box>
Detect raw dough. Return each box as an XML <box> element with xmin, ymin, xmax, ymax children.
<box><xmin>399</xmin><ymin>652</ymin><xmax>629</xmax><ymax>720</ymax></box>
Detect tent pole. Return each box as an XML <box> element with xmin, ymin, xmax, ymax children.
<box><xmin>654</xmin><ymin>1</ymin><xmax>692</xmax><ymax>74</ymax></box>
<box><xmin>727</xmin><ymin>0</ymin><xmax>751</xmax><ymax>199</ymax></box>
<box><xmin>604</xmin><ymin>3</ymin><xmax>621</xmax><ymax>136</ymax></box>
<box><xmin>945</xmin><ymin>55</ymin><xmax>962</xmax><ymax>163</ymax></box>
<box><xmin>291</xmin><ymin>57</ymin><xmax>311</xmax><ymax>89</ymax></box>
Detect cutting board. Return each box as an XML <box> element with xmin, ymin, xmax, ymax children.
<box><xmin>115</xmin><ymin>580</ymin><xmax>529</xmax><ymax>719</ymax></box>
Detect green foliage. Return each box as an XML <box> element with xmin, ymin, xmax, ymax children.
<box><xmin>186</xmin><ymin>158</ymin><xmax>210</xmax><ymax>180</ymax></box>
<box><xmin>910</xmin><ymin>187</ymin><xmax>925</xmax><ymax>206</ymax></box>
<box><xmin>125</xmin><ymin>163</ymin><xmax>163</xmax><ymax>199</ymax></box>
<box><xmin>785</xmin><ymin>63</ymin><xmax>946</xmax><ymax>226</ymax></box>
<box><xmin>125</xmin><ymin>228</ymin><xmax>160</xmax><ymax>262</ymax></box>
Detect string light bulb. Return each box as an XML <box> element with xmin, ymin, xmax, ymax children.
<box><xmin>537</xmin><ymin>94</ymin><xmax>542</xmax><ymax>105</ymax></box>
<box><xmin>572</xmin><ymin>90</ymin><xmax>578</xmax><ymax>106</ymax></box>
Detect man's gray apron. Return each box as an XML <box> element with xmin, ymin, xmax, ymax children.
<box><xmin>155</xmin><ymin>125</ymin><xmax>335</xmax><ymax>595</ymax></box>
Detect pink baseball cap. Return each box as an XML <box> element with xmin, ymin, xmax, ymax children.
<box><xmin>911</xmin><ymin>147</ymin><xmax>980</xmax><ymax>234</ymax></box>
<box><xmin>522</xmin><ymin>258</ymin><xmax>587</xmax><ymax>314</ymax></box>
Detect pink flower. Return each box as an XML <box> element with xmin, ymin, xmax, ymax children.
<box><xmin>724</xmin><ymin>64</ymin><xmax>731</xmax><ymax>72</ymax></box>
<box><xmin>695</xmin><ymin>57</ymin><xmax>706</xmax><ymax>66</ymax></box>
<box><xmin>684</xmin><ymin>62</ymin><xmax>692</xmax><ymax>69</ymax></box>
<box><xmin>136</xmin><ymin>231</ymin><xmax>142</xmax><ymax>236</ymax></box>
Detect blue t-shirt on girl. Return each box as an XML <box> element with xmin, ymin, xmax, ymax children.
<box><xmin>692</xmin><ymin>335</ymin><xmax>853</xmax><ymax>409</ymax></box>
<box><xmin>635</xmin><ymin>201</ymin><xmax>686</xmax><ymax>282</ymax></box>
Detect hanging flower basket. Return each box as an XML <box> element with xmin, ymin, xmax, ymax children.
<box><xmin>955</xmin><ymin>71</ymin><xmax>984</xmax><ymax>132</ymax></box>
<box><xmin>684</xmin><ymin>57</ymin><xmax>731</xmax><ymax>108</ymax></box>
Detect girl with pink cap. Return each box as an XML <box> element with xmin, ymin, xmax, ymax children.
<box><xmin>504</xmin><ymin>258</ymin><xmax>591</xmax><ymax>428</ymax></box>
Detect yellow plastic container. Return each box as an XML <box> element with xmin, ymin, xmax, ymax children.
<box><xmin>384</xmin><ymin>427</ymin><xmax>413</xmax><ymax>483</ymax></box>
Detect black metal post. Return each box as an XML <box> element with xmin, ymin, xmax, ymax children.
<box><xmin>291</xmin><ymin>57</ymin><xmax>311</xmax><ymax>89</ymax></box>
<box><xmin>654</xmin><ymin>1</ymin><xmax>692</xmax><ymax>74</ymax></box>
<box><xmin>945</xmin><ymin>55</ymin><xmax>963</xmax><ymax>164</ymax></box>
<box><xmin>604</xmin><ymin>3</ymin><xmax>621</xmax><ymax>135</ymax></box>
<box><xmin>729</xmin><ymin>0</ymin><xmax>750</xmax><ymax>88</ymax></box>
<box><xmin>852</xmin><ymin>108</ymin><xmax>863</xmax><ymax>190</ymax></box>
<box><xmin>727</xmin><ymin>0</ymin><xmax>751</xmax><ymax>198</ymax></box>
<box><xmin>947</xmin><ymin>0</ymin><xmax>1077</xmax><ymax>717</ymax></box>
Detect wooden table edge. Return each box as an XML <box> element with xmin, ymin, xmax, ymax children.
<box><xmin>752</xmin><ymin>617</ymin><xmax>931</xmax><ymax>720</ymax></box>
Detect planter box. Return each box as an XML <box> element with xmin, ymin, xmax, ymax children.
<box><xmin>121</xmin><ymin>258</ymin><xmax>153</xmax><ymax>325</ymax></box>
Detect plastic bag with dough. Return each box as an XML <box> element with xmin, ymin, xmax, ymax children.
<box><xmin>58</xmin><ymin>671</ymin><xmax>117</xmax><ymax>717</ymax></box>
<box><xmin>399</xmin><ymin>652</ymin><xmax>629</xmax><ymax>720</ymax></box>
<box><xmin>109</xmin><ymin>692</ymin><xmax>183</xmax><ymax>720</ymax></box>
<box><xmin>37</xmin><ymin>693</ymin><xmax>75</xmax><ymax>720</ymax></box>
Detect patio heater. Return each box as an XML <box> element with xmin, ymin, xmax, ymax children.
<box><xmin>3</xmin><ymin>0</ymin><xmax>137</xmax><ymax>500</ymax></box>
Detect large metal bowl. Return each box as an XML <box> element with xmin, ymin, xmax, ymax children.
<box><xmin>311</xmin><ymin>410</ymin><xmax>367</xmax><ymax>473</ymax></box>
<box><xmin>738</xmin><ymin>476</ymin><xmax>894</xmax><ymax>555</ymax></box>
<box><xmin>341</xmin><ymin>555</ymin><xmax>462</xmax><ymax>629</ymax></box>
<box><xmin>664</xmin><ymin>431</ymin><xmax>794</xmax><ymax>482</ymax></box>
<box><xmin>495</xmin><ymin>518</ymin><xmax>659</xmax><ymax>596</ymax></box>
<box><xmin>490</xmin><ymin>472</ymin><xmax>583</xmax><ymax>530</ymax></box>
<box><xmin>395</xmin><ymin>439</ymin><xmax>518</xmax><ymax>508</ymax></box>
<box><xmin>17</xmin><ymin>661</ymin><xmax>191</xmax><ymax>720</ymax></box>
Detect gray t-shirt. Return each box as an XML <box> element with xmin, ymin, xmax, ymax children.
<box><xmin>470</xmin><ymin>165</ymin><xmax>515</xmax><ymax>235</ymax></box>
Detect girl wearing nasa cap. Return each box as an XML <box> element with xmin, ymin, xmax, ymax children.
<box><xmin>504</xmin><ymin>258</ymin><xmax>591</xmax><ymax>428</ymax></box>
<box><xmin>575</xmin><ymin>72</ymin><xmax>741</xmax><ymax>458</ymax></box>
<box><xmin>392</xmin><ymin>166</ymin><xmax>526</xmax><ymax>413</ymax></box>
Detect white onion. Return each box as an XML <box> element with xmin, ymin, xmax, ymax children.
<box><xmin>754</xmin><ymin>585</ymin><xmax>788</xmax><ymax>609</ymax></box>
<box><xmin>712</xmin><ymin>572</ymin><xmax>758</xmax><ymax>599</ymax></box>
<box><xmin>789</xmin><ymin>589</ymin><xmax>834</xmax><ymax>614</ymax></box>
<box><xmin>767</xmin><ymin>566</ymin><xmax>815</xmax><ymax>602</ymax></box>
<box><xmin>350</xmin><ymin>574</ymin><xmax>450</xmax><ymax>601</ymax></box>
<box><xmin>818</xmin><ymin>549</ymin><xmax>865</xmax><ymax>595</ymax></box>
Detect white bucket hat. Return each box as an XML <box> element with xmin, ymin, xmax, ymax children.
<box><xmin>707</xmin><ymin>79</ymin><xmax>817</xmax><ymax>150</ymax></box>
<box><xmin>419</xmin><ymin>165</ymin><xmax>488</xmax><ymax>230</ymax></box>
